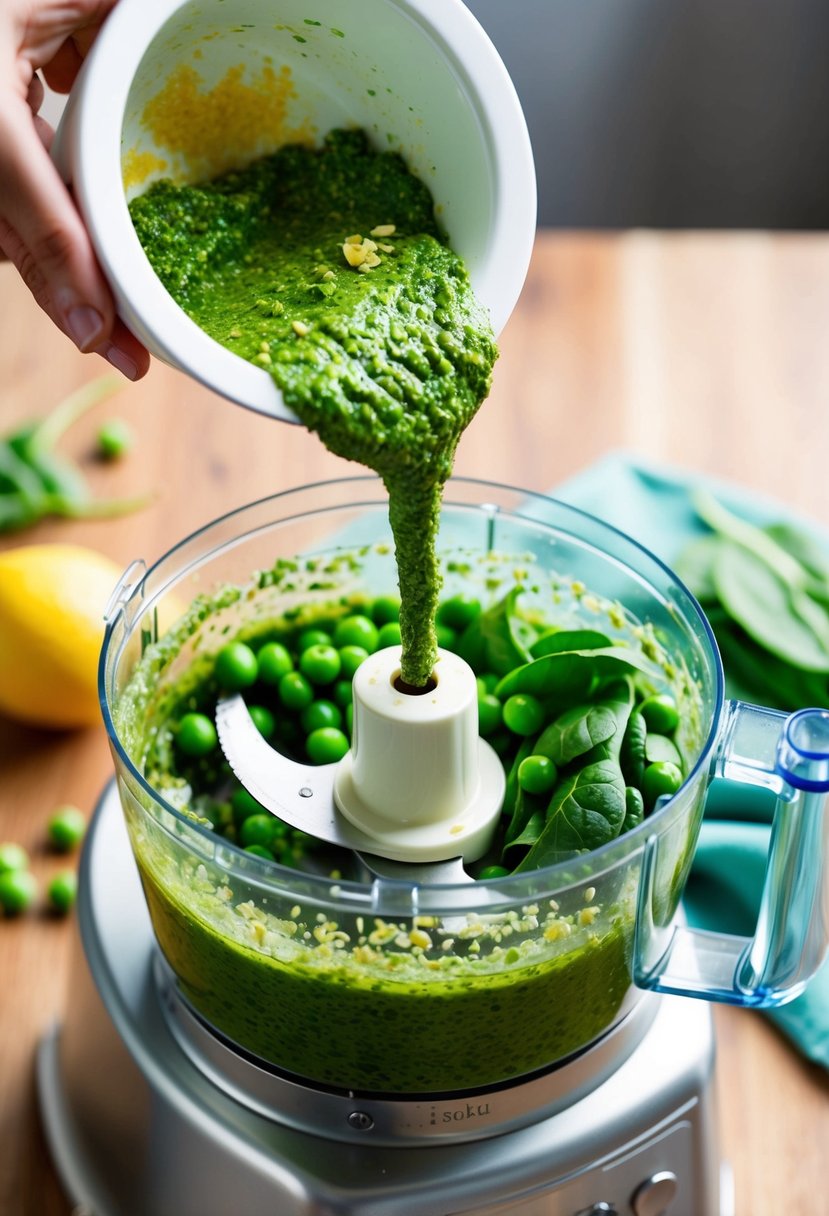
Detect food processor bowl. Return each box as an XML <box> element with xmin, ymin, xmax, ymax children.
<box><xmin>53</xmin><ymin>0</ymin><xmax>536</xmax><ymax>421</ymax></box>
<box><xmin>99</xmin><ymin>478</ymin><xmax>829</xmax><ymax>1099</ymax></box>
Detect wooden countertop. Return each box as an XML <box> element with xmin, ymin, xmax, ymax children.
<box><xmin>1</xmin><ymin>231</ymin><xmax>828</xmax><ymax>1215</ymax></box>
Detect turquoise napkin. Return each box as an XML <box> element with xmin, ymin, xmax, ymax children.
<box><xmin>553</xmin><ymin>451</ymin><xmax>829</xmax><ymax>1070</ymax></box>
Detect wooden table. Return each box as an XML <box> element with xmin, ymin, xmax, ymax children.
<box><xmin>1</xmin><ymin>231</ymin><xmax>828</xmax><ymax>1215</ymax></box>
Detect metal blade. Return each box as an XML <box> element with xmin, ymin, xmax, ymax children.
<box><xmin>215</xmin><ymin>694</ymin><xmax>475</xmax><ymax>884</ymax></box>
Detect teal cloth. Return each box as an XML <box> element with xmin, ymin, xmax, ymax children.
<box><xmin>553</xmin><ymin>451</ymin><xmax>829</xmax><ymax>1070</ymax></box>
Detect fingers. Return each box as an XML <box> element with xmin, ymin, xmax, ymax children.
<box><xmin>41</xmin><ymin>39</ymin><xmax>84</xmax><ymax>94</ymax></box>
<box><xmin>0</xmin><ymin>94</ymin><xmax>149</xmax><ymax>379</ymax></box>
<box><xmin>102</xmin><ymin>319</ymin><xmax>152</xmax><ymax>381</ymax></box>
<box><xmin>26</xmin><ymin>73</ymin><xmax>45</xmax><ymax>114</ymax></box>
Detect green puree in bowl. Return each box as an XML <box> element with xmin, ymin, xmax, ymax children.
<box><xmin>129</xmin><ymin>130</ymin><xmax>497</xmax><ymax>687</ymax></box>
<box><xmin>138</xmin><ymin>851</ymin><xmax>635</xmax><ymax>1093</ymax></box>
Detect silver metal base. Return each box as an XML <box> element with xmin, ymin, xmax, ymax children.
<box><xmin>38</xmin><ymin>783</ymin><xmax>734</xmax><ymax>1216</ymax></box>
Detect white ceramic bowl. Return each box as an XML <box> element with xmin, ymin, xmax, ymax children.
<box><xmin>55</xmin><ymin>0</ymin><xmax>537</xmax><ymax>422</ymax></box>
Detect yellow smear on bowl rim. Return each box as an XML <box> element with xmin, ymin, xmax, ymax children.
<box><xmin>122</xmin><ymin>149</ymin><xmax>169</xmax><ymax>191</ymax></box>
<box><xmin>122</xmin><ymin>61</ymin><xmax>315</xmax><ymax>190</ymax></box>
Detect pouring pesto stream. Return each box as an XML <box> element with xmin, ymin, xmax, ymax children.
<box><xmin>130</xmin><ymin>129</ymin><xmax>495</xmax><ymax>693</ymax></box>
<box><xmin>127</xmin><ymin>129</ymin><xmax>689</xmax><ymax>876</ymax></box>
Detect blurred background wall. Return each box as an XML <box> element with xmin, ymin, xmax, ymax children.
<box><xmin>465</xmin><ymin>0</ymin><xmax>829</xmax><ymax>228</ymax></box>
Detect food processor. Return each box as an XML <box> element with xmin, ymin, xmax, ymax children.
<box><xmin>37</xmin><ymin>477</ymin><xmax>829</xmax><ymax>1216</ymax></box>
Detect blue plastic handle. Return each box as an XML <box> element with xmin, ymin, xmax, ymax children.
<box><xmin>634</xmin><ymin>702</ymin><xmax>829</xmax><ymax>1007</ymax></box>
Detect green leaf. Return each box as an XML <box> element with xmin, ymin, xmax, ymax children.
<box><xmin>533</xmin><ymin>703</ymin><xmax>618</xmax><ymax>767</ymax></box>
<box><xmin>514</xmin><ymin>681</ymin><xmax>634</xmax><ymax>869</ymax></box>
<box><xmin>694</xmin><ymin>490</ymin><xmax>809</xmax><ymax>590</ymax></box>
<box><xmin>503</xmin><ymin>806</ymin><xmax>546</xmax><ymax>856</ymax></box>
<box><xmin>530</xmin><ymin>628</ymin><xmax>611</xmax><ymax>659</ymax></box>
<box><xmin>764</xmin><ymin>522</ymin><xmax>829</xmax><ymax>590</ymax></box>
<box><xmin>494</xmin><ymin>645</ymin><xmax>662</xmax><ymax>702</ymax></box>
<box><xmin>674</xmin><ymin>535</ymin><xmax>720</xmax><ymax>601</ymax></box>
<box><xmin>713</xmin><ymin>539</ymin><xmax>829</xmax><ymax>672</ymax></box>
<box><xmin>514</xmin><ymin>760</ymin><xmax>626</xmax><ymax>867</ymax></box>
<box><xmin>502</xmin><ymin>737</ymin><xmax>536</xmax><ymax>843</ymax></box>
<box><xmin>456</xmin><ymin>587</ymin><xmax>537</xmax><ymax>675</ymax></box>
<box><xmin>620</xmin><ymin>710</ymin><xmax>647</xmax><ymax>788</ymax></box>
<box><xmin>622</xmin><ymin>786</ymin><xmax>645</xmax><ymax>833</ymax></box>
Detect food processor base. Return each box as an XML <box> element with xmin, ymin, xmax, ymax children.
<box><xmin>38</xmin><ymin>784</ymin><xmax>734</xmax><ymax>1216</ymax></box>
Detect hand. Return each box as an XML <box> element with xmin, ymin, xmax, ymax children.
<box><xmin>0</xmin><ymin>0</ymin><xmax>150</xmax><ymax>380</ymax></box>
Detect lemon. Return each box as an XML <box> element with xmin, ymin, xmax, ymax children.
<box><xmin>0</xmin><ymin>544</ymin><xmax>122</xmax><ymax>729</ymax></box>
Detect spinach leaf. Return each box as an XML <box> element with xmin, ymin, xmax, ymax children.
<box><xmin>695</xmin><ymin>489</ymin><xmax>810</xmax><ymax>590</ymax></box>
<box><xmin>501</xmin><ymin>737</ymin><xmax>536</xmax><ymax>843</ymax></box>
<box><xmin>514</xmin><ymin>680</ymin><xmax>633</xmax><ymax>869</ymax></box>
<box><xmin>713</xmin><ymin>539</ymin><xmax>829</xmax><ymax>671</ymax></box>
<box><xmin>673</xmin><ymin>534</ymin><xmax>719</xmax><ymax>602</ymax></box>
<box><xmin>494</xmin><ymin>644</ymin><xmax>662</xmax><ymax>702</ymax></box>
<box><xmin>620</xmin><ymin>710</ymin><xmax>647</xmax><ymax>788</ymax></box>
<box><xmin>530</xmin><ymin>628</ymin><xmax>611</xmax><ymax>659</ymax></box>
<box><xmin>764</xmin><ymin>522</ymin><xmax>829</xmax><ymax>590</ymax></box>
<box><xmin>533</xmin><ymin>703</ymin><xmax>618</xmax><ymax>767</ymax></box>
<box><xmin>622</xmin><ymin>786</ymin><xmax>645</xmax><ymax>833</ymax></box>
<box><xmin>502</xmin><ymin>805</ymin><xmax>547</xmax><ymax>859</ymax></box>
<box><xmin>457</xmin><ymin>587</ymin><xmax>537</xmax><ymax>676</ymax></box>
<box><xmin>514</xmin><ymin>760</ymin><xmax>627</xmax><ymax>867</ymax></box>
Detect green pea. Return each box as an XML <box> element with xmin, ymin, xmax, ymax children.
<box><xmin>338</xmin><ymin>645</ymin><xmax>369</xmax><ymax>679</ymax></box>
<box><xmin>0</xmin><ymin>842</ymin><xmax>29</xmax><ymax>874</ymax></box>
<box><xmin>177</xmin><ymin>712</ymin><xmax>218</xmax><ymax>757</ymax></box>
<box><xmin>47</xmin><ymin>805</ymin><xmax>87</xmax><ymax>852</ymax></box>
<box><xmin>333</xmin><ymin>615</ymin><xmax>379</xmax><ymax>652</ymax></box>
<box><xmin>0</xmin><ymin>869</ymin><xmax>37</xmax><ymax>915</ymax></box>
<box><xmin>299</xmin><ymin>644</ymin><xmax>341</xmax><ymax>685</ymax></box>
<box><xmin>306</xmin><ymin>727</ymin><xmax>350</xmax><ymax>764</ymax></box>
<box><xmin>478</xmin><ymin>864</ymin><xmax>510</xmax><ymax>880</ymax></box>
<box><xmin>517</xmin><ymin>754</ymin><xmax>558</xmax><ymax>795</ymax></box>
<box><xmin>437</xmin><ymin>594</ymin><xmax>482</xmax><ymax>631</ymax></box>
<box><xmin>298</xmin><ymin>629</ymin><xmax>332</xmax><ymax>652</ymax></box>
<box><xmin>239</xmin><ymin>814</ymin><xmax>278</xmax><ymax>849</ymax></box>
<box><xmin>639</xmin><ymin>694</ymin><xmax>680</xmax><ymax>735</ymax></box>
<box><xmin>249</xmin><ymin>705</ymin><xmax>276</xmax><ymax>738</ymax></box>
<box><xmin>278</xmin><ymin>671</ymin><xmax>314</xmax><ymax>711</ymax></box>
<box><xmin>301</xmin><ymin>700</ymin><xmax>342</xmax><ymax>733</ymax></box>
<box><xmin>478</xmin><ymin>693</ymin><xmax>503</xmax><ymax>736</ymax></box>
<box><xmin>47</xmin><ymin>871</ymin><xmax>77</xmax><ymax>915</ymax></box>
<box><xmin>377</xmin><ymin>621</ymin><xmax>402</xmax><ymax>647</ymax></box>
<box><xmin>96</xmin><ymin>418</ymin><xmax>133</xmax><ymax>460</ymax></box>
<box><xmin>370</xmin><ymin>595</ymin><xmax>400</xmax><ymax>625</ymax></box>
<box><xmin>244</xmin><ymin>844</ymin><xmax>276</xmax><ymax>862</ymax></box>
<box><xmin>503</xmin><ymin>694</ymin><xmax>545</xmax><ymax>737</ymax></box>
<box><xmin>642</xmin><ymin>761</ymin><xmax>683</xmax><ymax>809</ymax></box>
<box><xmin>231</xmin><ymin>788</ymin><xmax>265</xmax><ymax>824</ymax></box>
<box><xmin>215</xmin><ymin>641</ymin><xmax>258</xmax><ymax>690</ymax></box>
<box><xmin>257</xmin><ymin>641</ymin><xmax>293</xmax><ymax>685</ymax></box>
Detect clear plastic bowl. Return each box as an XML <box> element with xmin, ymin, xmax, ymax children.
<box><xmin>99</xmin><ymin>477</ymin><xmax>829</xmax><ymax>1095</ymax></box>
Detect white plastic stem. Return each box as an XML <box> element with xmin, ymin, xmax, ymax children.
<box><xmin>334</xmin><ymin>647</ymin><xmax>505</xmax><ymax>863</ymax></box>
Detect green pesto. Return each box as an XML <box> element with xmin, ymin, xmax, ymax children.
<box><xmin>136</xmin><ymin>848</ymin><xmax>635</xmax><ymax>1093</ymax></box>
<box><xmin>129</xmin><ymin>130</ymin><xmax>497</xmax><ymax>687</ymax></box>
